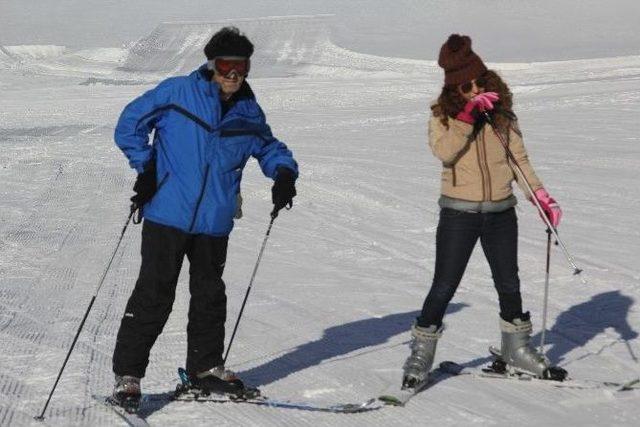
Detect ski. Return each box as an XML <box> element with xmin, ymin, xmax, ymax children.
<box><xmin>172</xmin><ymin>367</ymin><xmax>381</xmax><ymax>413</ymax></box>
<box><xmin>93</xmin><ymin>395</ymin><xmax>149</xmax><ymax>427</ymax></box>
<box><xmin>378</xmin><ymin>366</ymin><xmax>454</xmax><ymax>406</ymax></box>
<box><xmin>439</xmin><ymin>360</ymin><xmax>640</xmax><ymax>392</ymax></box>
<box><xmin>96</xmin><ymin>388</ymin><xmax>380</xmax><ymax>418</ymax></box>
<box><xmin>169</xmin><ymin>390</ymin><xmax>381</xmax><ymax>413</ymax></box>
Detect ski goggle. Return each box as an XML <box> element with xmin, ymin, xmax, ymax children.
<box><xmin>459</xmin><ymin>74</ymin><xmax>487</xmax><ymax>93</ymax></box>
<box><xmin>208</xmin><ymin>57</ymin><xmax>250</xmax><ymax>78</ymax></box>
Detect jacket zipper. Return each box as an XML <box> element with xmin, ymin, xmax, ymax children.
<box><xmin>186</xmin><ymin>93</ymin><xmax>235</xmax><ymax>233</ymax></box>
<box><xmin>475</xmin><ymin>138</ymin><xmax>486</xmax><ymax>201</ymax></box>
<box><xmin>481</xmin><ymin>130</ymin><xmax>492</xmax><ymax>200</ymax></box>
<box><xmin>189</xmin><ymin>164</ymin><xmax>210</xmax><ymax>232</ymax></box>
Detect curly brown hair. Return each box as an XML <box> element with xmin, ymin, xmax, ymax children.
<box><xmin>431</xmin><ymin>70</ymin><xmax>515</xmax><ymax>133</ymax></box>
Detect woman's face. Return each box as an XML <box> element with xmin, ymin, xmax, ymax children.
<box><xmin>457</xmin><ymin>76</ymin><xmax>486</xmax><ymax>101</ymax></box>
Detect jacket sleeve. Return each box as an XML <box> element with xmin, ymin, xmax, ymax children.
<box><xmin>428</xmin><ymin>116</ymin><xmax>474</xmax><ymax>165</ymax></box>
<box><xmin>114</xmin><ymin>79</ymin><xmax>174</xmax><ymax>173</ymax></box>
<box><xmin>251</xmin><ymin>106</ymin><xmax>299</xmax><ymax>179</ymax></box>
<box><xmin>507</xmin><ymin>122</ymin><xmax>543</xmax><ymax>196</ymax></box>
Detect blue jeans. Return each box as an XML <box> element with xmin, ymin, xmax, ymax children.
<box><xmin>417</xmin><ymin>207</ymin><xmax>523</xmax><ymax>327</ymax></box>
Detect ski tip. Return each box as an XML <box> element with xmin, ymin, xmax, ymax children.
<box><xmin>378</xmin><ymin>395</ymin><xmax>404</xmax><ymax>406</ymax></box>
<box><xmin>335</xmin><ymin>398</ymin><xmax>382</xmax><ymax>413</ymax></box>
<box><xmin>619</xmin><ymin>378</ymin><xmax>640</xmax><ymax>391</ymax></box>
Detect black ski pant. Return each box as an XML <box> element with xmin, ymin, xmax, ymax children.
<box><xmin>417</xmin><ymin>207</ymin><xmax>523</xmax><ymax>328</ymax></box>
<box><xmin>113</xmin><ymin>220</ymin><xmax>228</xmax><ymax>378</ymax></box>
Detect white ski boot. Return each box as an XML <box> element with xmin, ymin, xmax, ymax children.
<box><xmin>499</xmin><ymin>313</ymin><xmax>566</xmax><ymax>380</ymax></box>
<box><xmin>402</xmin><ymin>323</ymin><xmax>443</xmax><ymax>389</ymax></box>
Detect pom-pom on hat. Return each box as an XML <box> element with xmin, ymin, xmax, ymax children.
<box><xmin>438</xmin><ymin>34</ymin><xmax>487</xmax><ymax>86</ymax></box>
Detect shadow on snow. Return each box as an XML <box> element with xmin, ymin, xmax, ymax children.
<box><xmin>454</xmin><ymin>291</ymin><xmax>638</xmax><ymax>369</ymax></box>
<box><xmin>533</xmin><ymin>290</ymin><xmax>638</xmax><ymax>365</ymax></box>
<box><xmin>240</xmin><ymin>303</ymin><xmax>468</xmax><ymax>386</ymax></box>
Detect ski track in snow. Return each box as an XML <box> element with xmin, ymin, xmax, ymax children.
<box><xmin>1</xmin><ymin>18</ymin><xmax>640</xmax><ymax>427</ymax></box>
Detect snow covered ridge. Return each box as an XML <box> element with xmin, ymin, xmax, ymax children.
<box><xmin>4</xmin><ymin>15</ymin><xmax>640</xmax><ymax>83</ymax></box>
<box><xmin>120</xmin><ymin>15</ymin><xmax>435</xmax><ymax>78</ymax></box>
<box><xmin>0</xmin><ymin>45</ymin><xmax>66</xmax><ymax>60</ymax></box>
<box><xmin>1</xmin><ymin>15</ymin><xmax>434</xmax><ymax>78</ymax></box>
<box><xmin>0</xmin><ymin>44</ymin><xmax>128</xmax><ymax>76</ymax></box>
<box><xmin>0</xmin><ymin>45</ymin><xmax>127</xmax><ymax>64</ymax></box>
<box><xmin>0</xmin><ymin>45</ymin><xmax>65</xmax><ymax>69</ymax></box>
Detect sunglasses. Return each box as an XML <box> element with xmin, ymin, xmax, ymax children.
<box><xmin>209</xmin><ymin>57</ymin><xmax>250</xmax><ymax>78</ymax></box>
<box><xmin>459</xmin><ymin>74</ymin><xmax>487</xmax><ymax>94</ymax></box>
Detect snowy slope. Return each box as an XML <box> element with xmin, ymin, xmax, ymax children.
<box><xmin>1</xmin><ymin>14</ymin><xmax>640</xmax><ymax>427</ymax></box>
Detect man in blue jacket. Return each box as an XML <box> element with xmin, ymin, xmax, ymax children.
<box><xmin>111</xmin><ymin>27</ymin><xmax>298</xmax><ymax>412</ymax></box>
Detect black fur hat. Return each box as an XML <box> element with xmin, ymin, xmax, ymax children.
<box><xmin>204</xmin><ymin>26</ymin><xmax>254</xmax><ymax>59</ymax></box>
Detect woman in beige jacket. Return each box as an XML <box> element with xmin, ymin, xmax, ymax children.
<box><xmin>402</xmin><ymin>34</ymin><xmax>565</xmax><ymax>389</ymax></box>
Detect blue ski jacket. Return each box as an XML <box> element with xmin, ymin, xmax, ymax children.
<box><xmin>114</xmin><ymin>65</ymin><xmax>298</xmax><ymax>236</ymax></box>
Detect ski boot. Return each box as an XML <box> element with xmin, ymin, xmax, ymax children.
<box><xmin>402</xmin><ymin>323</ymin><xmax>443</xmax><ymax>389</ymax></box>
<box><xmin>499</xmin><ymin>313</ymin><xmax>567</xmax><ymax>381</ymax></box>
<box><xmin>187</xmin><ymin>366</ymin><xmax>260</xmax><ymax>399</ymax></box>
<box><xmin>109</xmin><ymin>375</ymin><xmax>141</xmax><ymax>413</ymax></box>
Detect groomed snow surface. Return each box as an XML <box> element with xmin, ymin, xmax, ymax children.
<box><xmin>1</xmin><ymin>15</ymin><xmax>640</xmax><ymax>427</ymax></box>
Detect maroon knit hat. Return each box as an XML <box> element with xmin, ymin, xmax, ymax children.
<box><xmin>438</xmin><ymin>34</ymin><xmax>487</xmax><ymax>86</ymax></box>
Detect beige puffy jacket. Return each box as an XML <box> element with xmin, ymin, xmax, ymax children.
<box><xmin>428</xmin><ymin>116</ymin><xmax>542</xmax><ymax>202</ymax></box>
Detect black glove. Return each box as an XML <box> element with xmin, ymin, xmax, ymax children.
<box><xmin>130</xmin><ymin>160</ymin><xmax>157</xmax><ymax>209</ymax></box>
<box><xmin>271</xmin><ymin>167</ymin><xmax>296</xmax><ymax>218</ymax></box>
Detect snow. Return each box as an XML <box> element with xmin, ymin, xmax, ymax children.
<box><xmin>1</xmin><ymin>8</ymin><xmax>640</xmax><ymax>427</ymax></box>
<box><xmin>72</xmin><ymin>49</ymin><xmax>129</xmax><ymax>64</ymax></box>
<box><xmin>0</xmin><ymin>45</ymin><xmax>66</xmax><ymax>60</ymax></box>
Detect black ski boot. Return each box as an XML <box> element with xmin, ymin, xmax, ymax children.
<box><xmin>109</xmin><ymin>375</ymin><xmax>141</xmax><ymax>413</ymax></box>
<box><xmin>188</xmin><ymin>366</ymin><xmax>259</xmax><ymax>399</ymax></box>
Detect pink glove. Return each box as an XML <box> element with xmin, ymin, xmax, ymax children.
<box><xmin>533</xmin><ymin>188</ymin><xmax>562</xmax><ymax>228</ymax></box>
<box><xmin>456</xmin><ymin>92</ymin><xmax>500</xmax><ymax>124</ymax></box>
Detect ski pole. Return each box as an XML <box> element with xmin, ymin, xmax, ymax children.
<box><xmin>539</xmin><ymin>228</ymin><xmax>552</xmax><ymax>354</ymax></box>
<box><xmin>483</xmin><ymin>112</ymin><xmax>586</xmax><ymax>284</ymax></box>
<box><xmin>223</xmin><ymin>210</ymin><xmax>278</xmax><ymax>365</ymax></box>
<box><xmin>624</xmin><ymin>339</ymin><xmax>638</xmax><ymax>363</ymax></box>
<box><xmin>35</xmin><ymin>206</ymin><xmax>136</xmax><ymax>421</ymax></box>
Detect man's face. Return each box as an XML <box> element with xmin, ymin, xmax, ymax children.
<box><xmin>210</xmin><ymin>57</ymin><xmax>250</xmax><ymax>99</ymax></box>
<box><xmin>213</xmin><ymin>71</ymin><xmax>244</xmax><ymax>99</ymax></box>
